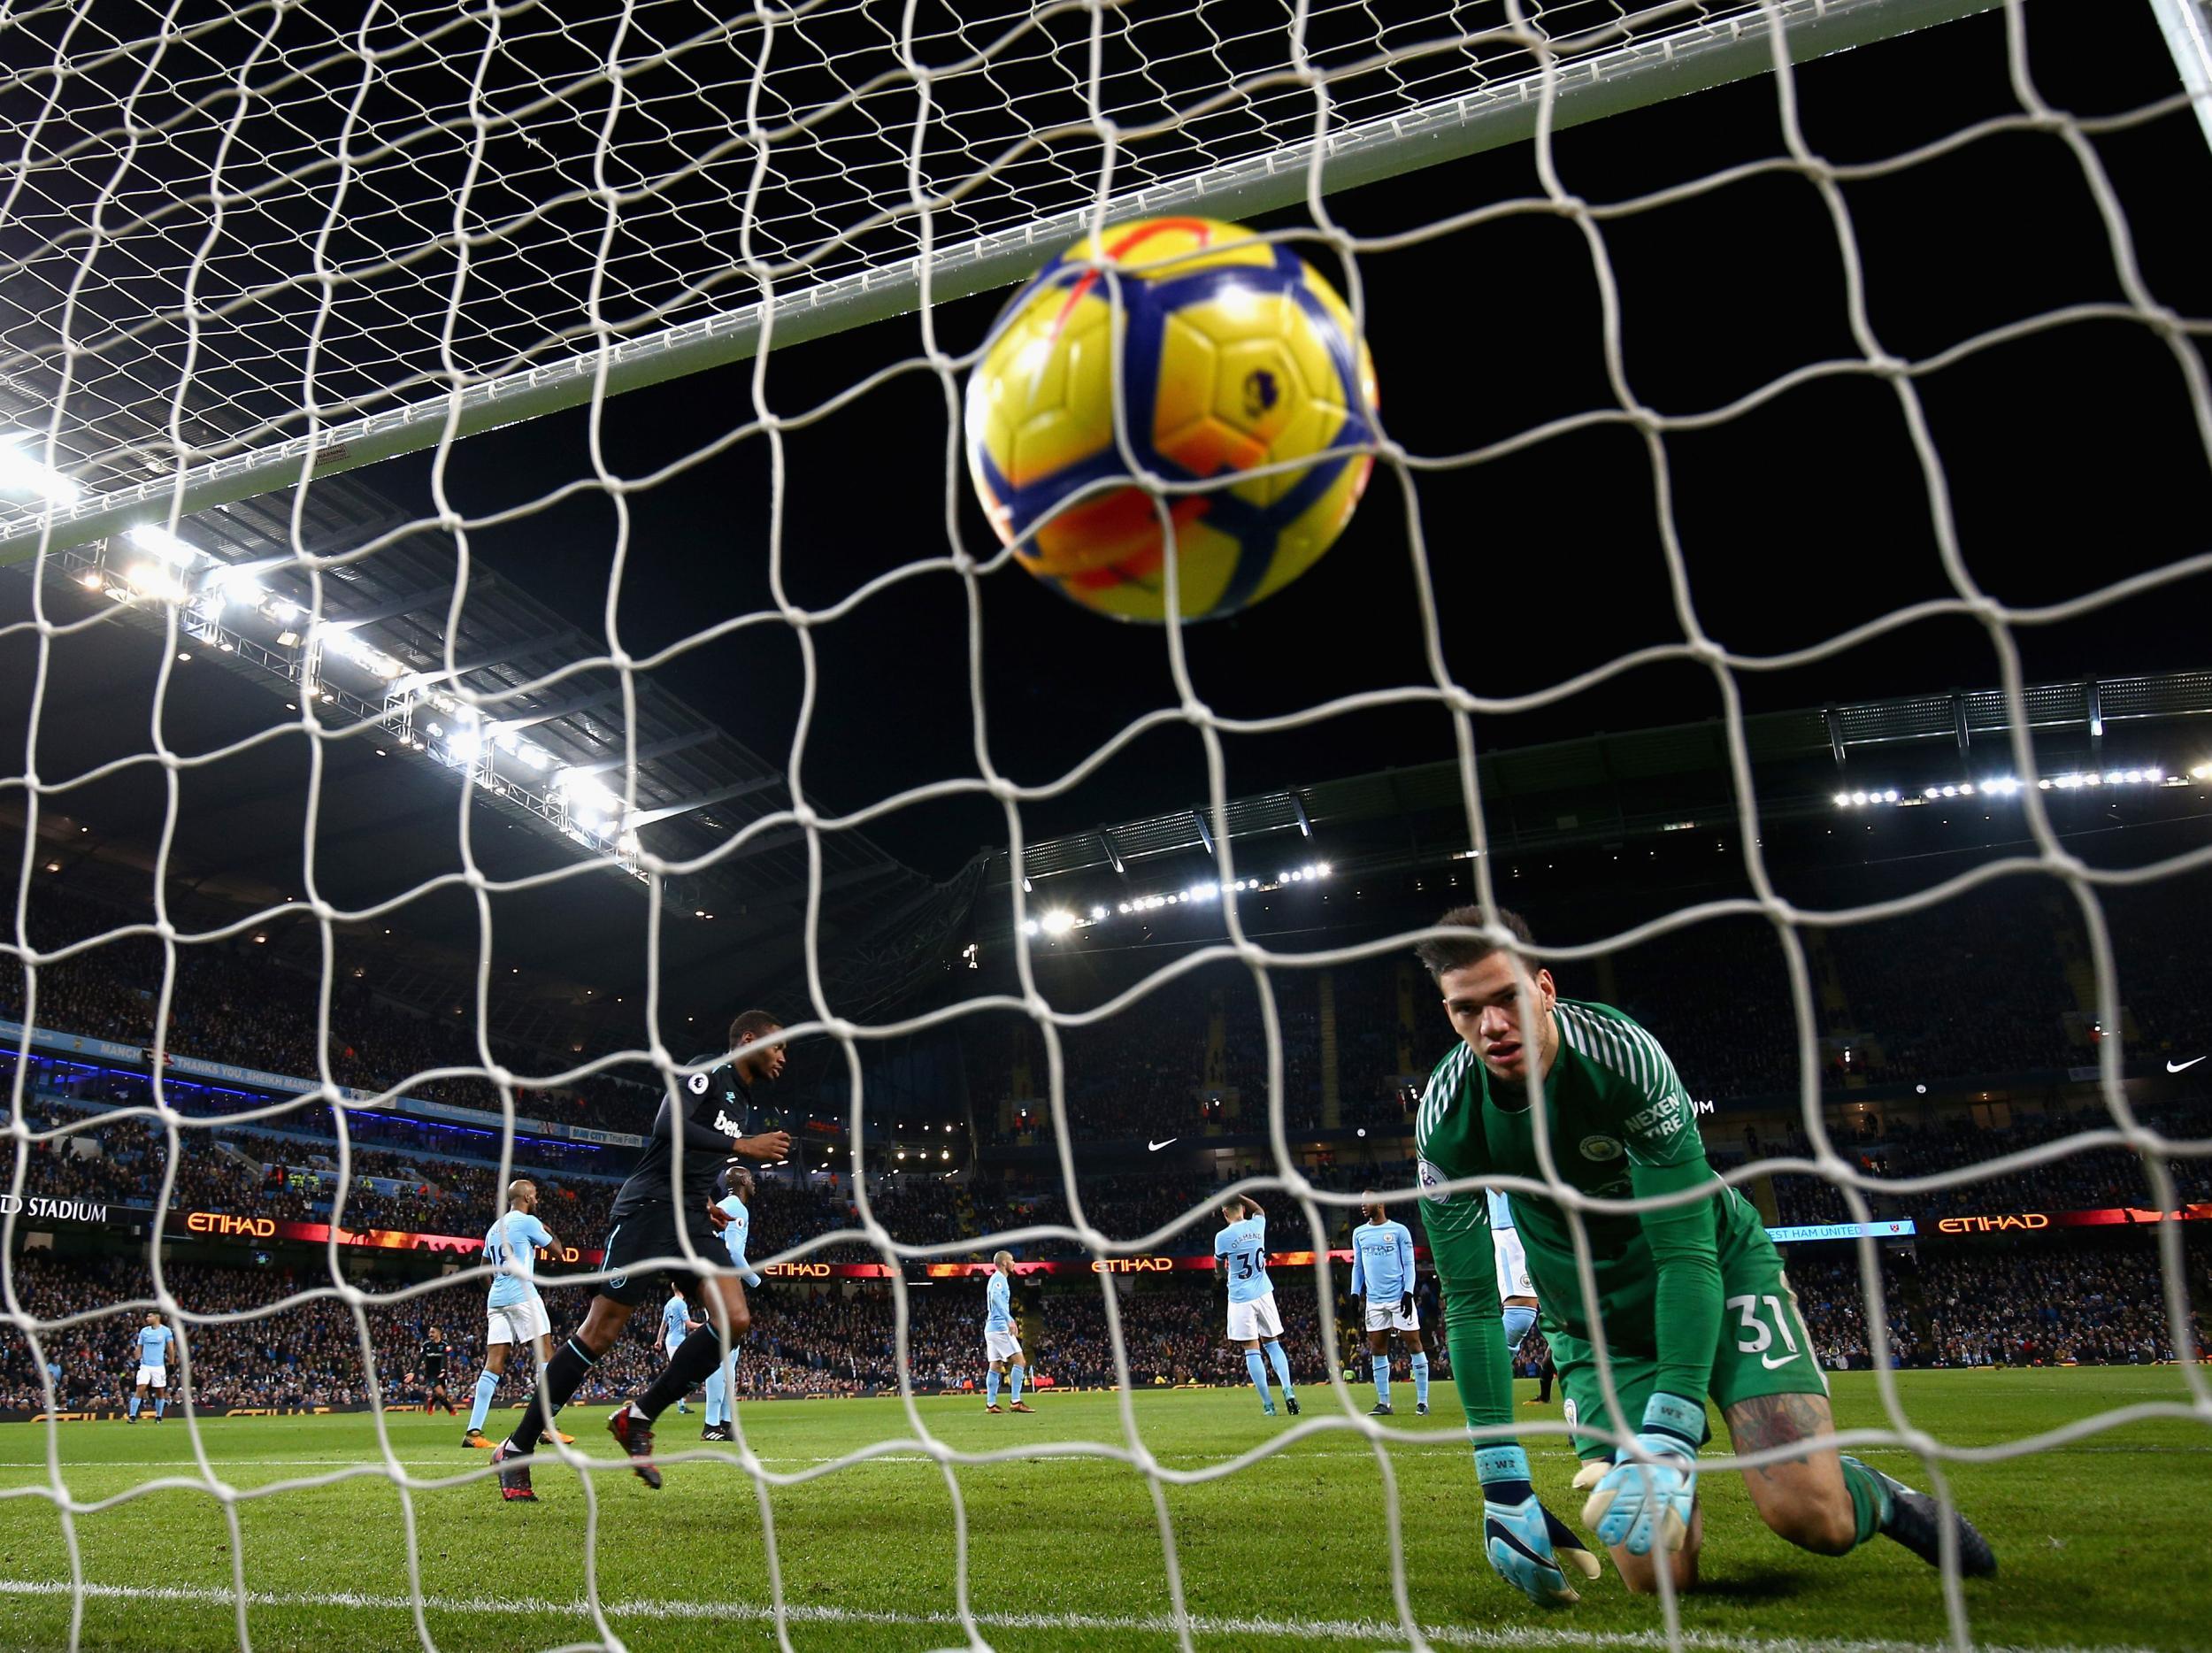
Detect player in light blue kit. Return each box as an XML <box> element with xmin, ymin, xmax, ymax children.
<box><xmin>660</xmin><ymin>1286</ymin><xmax>703</xmax><ymax>1415</ymax></box>
<box><xmin>1214</xmin><ymin>1195</ymin><xmax>1299</xmax><ymax>1417</ymax></box>
<box><xmin>1350</xmin><ymin>1192</ymin><xmax>1429</xmax><ymax>1417</ymax></box>
<box><xmin>128</xmin><ymin>1313</ymin><xmax>173</xmax><ymax>1420</ymax></box>
<box><xmin>464</xmin><ymin>1179</ymin><xmax>575</xmax><ymax>1449</ymax></box>
<box><xmin>1487</xmin><ymin>1188</ymin><xmax>1541</xmax><ymax>1369</ymax></box>
<box><xmin>982</xmin><ymin>1250</ymin><xmax>1031</xmax><ymax>1414</ymax></box>
<box><xmin>701</xmin><ymin>1160</ymin><xmax>764</xmax><ymax>1442</ymax></box>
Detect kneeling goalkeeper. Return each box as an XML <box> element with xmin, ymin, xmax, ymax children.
<box><xmin>1410</xmin><ymin>907</ymin><xmax>1995</xmax><ymax>1603</ymax></box>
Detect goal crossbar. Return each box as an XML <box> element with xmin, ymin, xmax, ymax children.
<box><xmin>0</xmin><ymin>0</ymin><xmax>1993</xmax><ymax>569</ymax></box>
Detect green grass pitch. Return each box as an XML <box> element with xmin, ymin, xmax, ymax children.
<box><xmin>0</xmin><ymin>1368</ymin><xmax>2200</xmax><ymax>1652</ymax></box>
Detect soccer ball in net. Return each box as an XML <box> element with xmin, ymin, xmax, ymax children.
<box><xmin>964</xmin><ymin>216</ymin><xmax>1379</xmax><ymax>623</ymax></box>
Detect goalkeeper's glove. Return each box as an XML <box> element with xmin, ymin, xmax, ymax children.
<box><xmin>1579</xmin><ymin>1393</ymin><xmax>1703</xmax><ymax>1557</ymax></box>
<box><xmin>1476</xmin><ymin>1445</ymin><xmax>1602</xmax><ymax>1607</ymax></box>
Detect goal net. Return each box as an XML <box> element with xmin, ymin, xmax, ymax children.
<box><xmin>4</xmin><ymin>0</ymin><xmax>2209</xmax><ymax>1648</ymax></box>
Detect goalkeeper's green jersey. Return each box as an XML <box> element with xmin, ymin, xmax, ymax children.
<box><xmin>1414</xmin><ymin>997</ymin><xmax>1768</xmax><ymax>1430</ymax></box>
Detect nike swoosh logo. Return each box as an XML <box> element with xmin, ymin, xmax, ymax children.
<box><xmin>2168</xmin><ymin>1057</ymin><xmax>2206</xmax><ymax>1073</ymax></box>
<box><xmin>1148</xmin><ymin>1137</ymin><xmax>1179</xmax><ymax>1151</ymax></box>
<box><xmin>1760</xmin><ymin>1350</ymin><xmax>1802</xmax><ymax>1371</ymax></box>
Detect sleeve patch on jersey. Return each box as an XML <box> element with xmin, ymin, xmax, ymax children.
<box><xmin>687</xmin><ymin>1071</ymin><xmax>710</xmax><ymax>1094</ymax></box>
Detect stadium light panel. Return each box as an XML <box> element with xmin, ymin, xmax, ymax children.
<box><xmin>445</xmin><ymin>732</ymin><xmax>482</xmax><ymax>766</ymax></box>
<box><xmin>127</xmin><ymin>522</ymin><xmax>198</xmax><ymax>565</ymax></box>
<box><xmin>1040</xmin><ymin>909</ymin><xmax>1076</xmax><ymax>935</ymax></box>
<box><xmin>0</xmin><ymin>435</ymin><xmax>83</xmax><ymax>504</ymax></box>
<box><xmin>123</xmin><ymin>561</ymin><xmax>185</xmax><ymax>602</ymax></box>
<box><xmin>77</xmin><ymin>569</ymin><xmax>101</xmax><ymax>589</ymax></box>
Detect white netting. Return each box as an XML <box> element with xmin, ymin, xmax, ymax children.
<box><xmin>4</xmin><ymin>0</ymin><xmax>2212</xmax><ymax>1649</ymax></box>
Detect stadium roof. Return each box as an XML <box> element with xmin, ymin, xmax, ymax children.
<box><xmin>988</xmin><ymin>669</ymin><xmax>2212</xmax><ymax>920</ymax></box>
<box><xmin>0</xmin><ymin>470</ymin><xmax>979</xmax><ymax>1048</ymax></box>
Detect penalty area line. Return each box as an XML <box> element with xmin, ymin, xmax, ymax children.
<box><xmin>0</xmin><ymin>1578</ymin><xmax>2162</xmax><ymax>1653</ymax></box>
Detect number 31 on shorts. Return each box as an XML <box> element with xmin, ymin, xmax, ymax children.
<box><xmin>1727</xmin><ymin>1293</ymin><xmax>1805</xmax><ymax>1370</ymax></box>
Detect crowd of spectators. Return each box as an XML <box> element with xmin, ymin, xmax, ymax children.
<box><xmin>12</xmin><ymin>1103</ymin><xmax>627</xmax><ymax>1241</ymax></box>
<box><xmin>2</xmin><ymin>888</ymin><xmax>659</xmax><ymax>1133</ymax></box>
<box><xmin>1761</xmin><ymin>1096</ymin><xmax>2212</xmax><ymax>1227</ymax></box>
<box><xmin>7</xmin><ymin>1230</ymin><xmax>2200</xmax><ymax>1415</ymax></box>
<box><xmin>12</xmin><ymin>872</ymin><xmax>2212</xmax><ymax>1176</ymax></box>
<box><xmin>1774</xmin><ymin>1243</ymin><xmax>2208</xmax><ymax>1372</ymax></box>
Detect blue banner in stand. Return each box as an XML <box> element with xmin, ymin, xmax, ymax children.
<box><xmin>1765</xmin><ymin>1219</ymin><xmax>1918</xmax><ymax>1244</ymax></box>
<box><xmin>0</xmin><ymin>1016</ymin><xmax>646</xmax><ymax>1149</ymax></box>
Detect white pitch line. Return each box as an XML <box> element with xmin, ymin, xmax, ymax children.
<box><xmin>0</xmin><ymin>1442</ymin><xmax>2201</xmax><ymax>1473</ymax></box>
<box><xmin>0</xmin><ymin>1578</ymin><xmax>2168</xmax><ymax>1653</ymax></box>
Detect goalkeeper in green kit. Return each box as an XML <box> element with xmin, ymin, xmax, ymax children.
<box><xmin>1411</xmin><ymin>907</ymin><xmax>1996</xmax><ymax>1604</ymax></box>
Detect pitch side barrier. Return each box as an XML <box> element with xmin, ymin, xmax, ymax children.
<box><xmin>13</xmin><ymin>1206</ymin><xmax>2210</xmax><ymax>1272</ymax></box>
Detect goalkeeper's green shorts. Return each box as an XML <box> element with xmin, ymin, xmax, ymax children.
<box><xmin>1548</xmin><ymin>1257</ymin><xmax>1828</xmax><ymax>1463</ymax></box>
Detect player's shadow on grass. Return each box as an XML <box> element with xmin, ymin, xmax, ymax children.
<box><xmin>1684</xmin><ymin>1566</ymin><xmax>1810</xmax><ymax>1603</ymax></box>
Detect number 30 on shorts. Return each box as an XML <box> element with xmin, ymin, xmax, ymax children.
<box><xmin>1727</xmin><ymin>1293</ymin><xmax>1804</xmax><ymax>1368</ymax></box>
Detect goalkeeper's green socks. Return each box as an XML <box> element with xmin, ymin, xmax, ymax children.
<box><xmin>1840</xmin><ymin>1456</ymin><xmax>1893</xmax><ymax>1549</ymax></box>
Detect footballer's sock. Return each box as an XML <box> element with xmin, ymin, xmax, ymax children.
<box><xmin>1840</xmin><ymin>1455</ymin><xmax>1894</xmax><ymax>1549</ymax></box>
<box><xmin>1371</xmin><ymin>1354</ymin><xmax>1391</xmax><ymax>1407</ymax></box>
<box><xmin>156</xmin><ymin>1399</ymin><xmax>166</xmax><ymax>1419</ymax></box>
<box><xmin>986</xmin><ymin>1369</ymin><xmax>1001</xmax><ymax>1405</ymax></box>
<box><xmin>1535</xmin><ymin>1365</ymin><xmax>1553</xmax><ymax>1403</ymax></box>
<box><xmin>1244</xmin><ymin>1350</ymin><xmax>1275</xmax><ymax>1407</ymax></box>
<box><xmin>635</xmin><ymin>1327</ymin><xmax>722</xmax><ymax>1423</ymax></box>
<box><xmin>1009</xmin><ymin>1365</ymin><xmax>1025</xmax><ymax>1403</ymax></box>
<box><xmin>128</xmin><ymin>1395</ymin><xmax>141</xmax><ymax>1419</ymax></box>
<box><xmin>704</xmin><ymin>1365</ymin><xmax>727</xmax><ymax>1426</ymax></box>
<box><xmin>1410</xmin><ymin>1352</ymin><xmax>1431</xmax><ymax>1409</ymax></box>
<box><xmin>468</xmin><ymin>1371</ymin><xmax>499</xmax><ymax>1434</ymax></box>
<box><xmin>509</xmin><ymin>1336</ymin><xmax>596</xmax><ymax>1455</ymax></box>
<box><xmin>1502</xmin><ymin>1304</ymin><xmax>1536</xmax><ymax>1352</ymax></box>
<box><xmin>1264</xmin><ymin>1340</ymin><xmax>1294</xmax><ymax>1398</ymax></box>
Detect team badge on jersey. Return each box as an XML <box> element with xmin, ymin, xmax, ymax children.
<box><xmin>1578</xmin><ymin>1134</ymin><xmax>1624</xmax><ymax>1162</ymax></box>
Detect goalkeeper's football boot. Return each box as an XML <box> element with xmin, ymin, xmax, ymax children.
<box><xmin>606</xmin><ymin>1402</ymin><xmax>663</xmax><ymax>1489</ymax></box>
<box><xmin>1846</xmin><ymin>1457</ymin><xmax>1996</xmax><ymax>1577</ymax></box>
<box><xmin>1284</xmin><ymin>1394</ymin><xmax>1301</xmax><ymax>1416</ymax></box>
<box><xmin>555</xmin><ymin>1429</ymin><xmax>577</xmax><ymax>1446</ymax></box>
<box><xmin>491</xmin><ymin>1440</ymin><xmax>535</xmax><ymax>1503</ymax></box>
<box><xmin>462</xmin><ymin>1428</ymin><xmax>492</xmax><ymax>1449</ymax></box>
